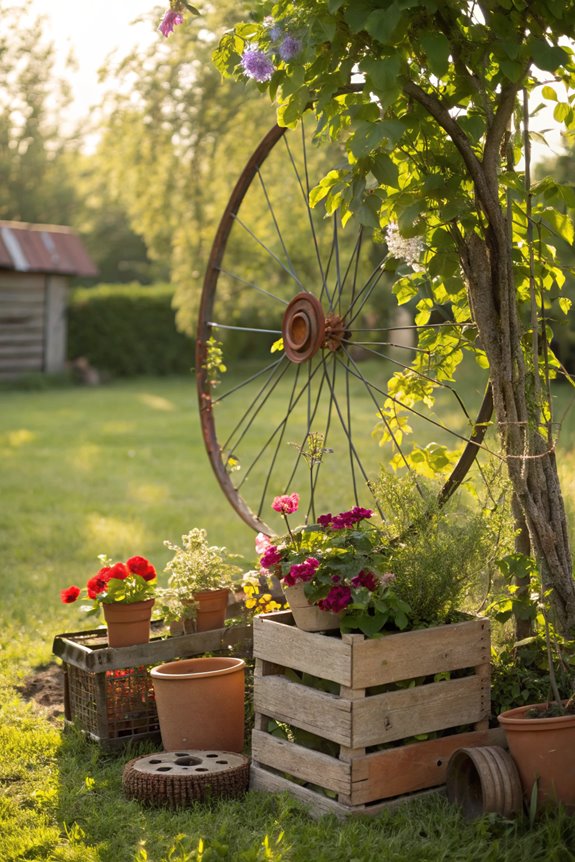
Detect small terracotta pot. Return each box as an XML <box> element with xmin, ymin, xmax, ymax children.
<box><xmin>498</xmin><ymin>702</ymin><xmax>575</xmax><ymax>812</ymax></box>
<box><xmin>282</xmin><ymin>581</ymin><xmax>341</xmax><ymax>632</ymax></box>
<box><xmin>194</xmin><ymin>587</ymin><xmax>230</xmax><ymax>632</ymax></box>
<box><xmin>103</xmin><ymin>599</ymin><xmax>155</xmax><ymax>648</ymax></box>
<box><xmin>151</xmin><ymin>657</ymin><xmax>245</xmax><ymax>752</ymax></box>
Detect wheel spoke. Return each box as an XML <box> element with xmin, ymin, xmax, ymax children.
<box><xmin>217</xmin><ymin>268</ymin><xmax>289</xmax><ymax>305</ymax></box>
<box><xmin>256</xmin><ymin>167</ymin><xmax>302</xmax><ymax>289</ymax></box>
<box><xmin>221</xmin><ymin>356</ymin><xmax>290</xmax><ymax>455</ymax></box>
<box><xmin>208</xmin><ymin>322</ymin><xmax>282</xmax><ymax>335</ymax></box>
<box><xmin>232</xmin><ymin>213</ymin><xmax>307</xmax><ymax>291</ymax></box>
<box><xmin>213</xmin><ymin>356</ymin><xmax>285</xmax><ymax>405</ymax></box>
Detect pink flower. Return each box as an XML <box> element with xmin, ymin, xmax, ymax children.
<box><xmin>260</xmin><ymin>545</ymin><xmax>283</xmax><ymax>570</ymax></box>
<box><xmin>381</xmin><ymin>571</ymin><xmax>396</xmax><ymax>586</ymax></box>
<box><xmin>318</xmin><ymin>585</ymin><xmax>352</xmax><ymax>613</ymax></box>
<box><xmin>272</xmin><ymin>492</ymin><xmax>299</xmax><ymax>514</ymax></box>
<box><xmin>351</xmin><ymin>570</ymin><xmax>378</xmax><ymax>592</ymax></box>
<box><xmin>158</xmin><ymin>9</ymin><xmax>183</xmax><ymax>37</ymax></box>
<box><xmin>255</xmin><ymin>532</ymin><xmax>272</xmax><ymax>555</ymax></box>
<box><xmin>283</xmin><ymin>557</ymin><xmax>320</xmax><ymax>586</ymax></box>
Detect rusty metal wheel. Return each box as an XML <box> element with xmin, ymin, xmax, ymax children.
<box><xmin>196</xmin><ymin>121</ymin><xmax>493</xmax><ymax>535</ymax></box>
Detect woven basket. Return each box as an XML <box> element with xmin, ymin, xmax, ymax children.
<box><xmin>122</xmin><ymin>750</ymin><xmax>250</xmax><ymax>808</ymax></box>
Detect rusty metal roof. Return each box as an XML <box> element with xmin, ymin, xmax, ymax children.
<box><xmin>0</xmin><ymin>221</ymin><xmax>99</xmax><ymax>277</ymax></box>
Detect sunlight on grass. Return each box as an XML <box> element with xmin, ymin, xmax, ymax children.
<box><xmin>69</xmin><ymin>444</ymin><xmax>102</xmax><ymax>473</ymax></box>
<box><xmin>127</xmin><ymin>482</ymin><xmax>170</xmax><ymax>504</ymax></box>
<box><xmin>4</xmin><ymin>428</ymin><xmax>36</xmax><ymax>447</ymax></box>
<box><xmin>84</xmin><ymin>515</ymin><xmax>147</xmax><ymax>551</ymax></box>
<box><xmin>137</xmin><ymin>393</ymin><xmax>177</xmax><ymax>411</ymax></box>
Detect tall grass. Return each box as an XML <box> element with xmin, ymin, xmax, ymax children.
<box><xmin>1</xmin><ymin>371</ymin><xmax>575</xmax><ymax>861</ymax></box>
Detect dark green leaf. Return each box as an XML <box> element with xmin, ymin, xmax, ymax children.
<box><xmin>420</xmin><ymin>32</ymin><xmax>451</xmax><ymax>77</ymax></box>
<box><xmin>531</xmin><ymin>38</ymin><xmax>569</xmax><ymax>72</ymax></box>
<box><xmin>371</xmin><ymin>152</ymin><xmax>399</xmax><ymax>187</ymax></box>
<box><xmin>365</xmin><ymin>5</ymin><xmax>402</xmax><ymax>44</ymax></box>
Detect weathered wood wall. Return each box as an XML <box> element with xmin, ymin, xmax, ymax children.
<box><xmin>0</xmin><ymin>272</ymin><xmax>67</xmax><ymax>377</ymax></box>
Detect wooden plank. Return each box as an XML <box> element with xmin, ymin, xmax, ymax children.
<box><xmin>45</xmin><ymin>276</ymin><xmax>67</xmax><ymax>372</ymax></box>
<box><xmin>254</xmin><ymin>674</ymin><xmax>352</xmax><ymax>745</ymax></box>
<box><xmin>52</xmin><ymin>624</ymin><xmax>252</xmax><ymax>672</ymax></box>
<box><xmin>0</xmin><ymin>344</ymin><xmax>43</xmax><ymax>358</ymax></box>
<box><xmin>352</xmin><ymin>618</ymin><xmax>490</xmax><ymax>688</ymax></box>
<box><xmin>0</xmin><ymin>355</ymin><xmax>42</xmax><ymax>372</ymax></box>
<box><xmin>250</xmin><ymin>765</ymin><xmax>444</xmax><ymax>819</ymax></box>
<box><xmin>0</xmin><ymin>274</ymin><xmax>45</xmax><ymax>291</ymax></box>
<box><xmin>0</xmin><ymin>289</ymin><xmax>45</xmax><ymax>302</ymax></box>
<box><xmin>350</xmin><ymin>727</ymin><xmax>506</xmax><ymax>804</ymax></box>
<box><xmin>0</xmin><ymin>330</ymin><xmax>44</xmax><ymax>344</ymax></box>
<box><xmin>352</xmin><ymin>676</ymin><xmax>489</xmax><ymax>747</ymax></box>
<box><xmin>253</xmin><ymin>614</ymin><xmax>352</xmax><ymax>685</ymax></box>
<box><xmin>251</xmin><ymin>729</ymin><xmax>350</xmax><ymax>795</ymax></box>
<box><xmin>0</xmin><ymin>308</ymin><xmax>44</xmax><ymax>323</ymax></box>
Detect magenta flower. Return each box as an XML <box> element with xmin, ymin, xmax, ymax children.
<box><xmin>318</xmin><ymin>585</ymin><xmax>352</xmax><ymax>613</ymax></box>
<box><xmin>351</xmin><ymin>570</ymin><xmax>379</xmax><ymax>592</ymax></box>
<box><xmin>318</xmin><ymin>506</ymin><xmax>373</xmax><ymax>529</ymax></box>
<box><xmin>260</xmin><ymin>545</ymin><xmax>283</xmax><ymax>570</ymax></box>
<box><xmin>283</xmin><ymin>557</ymin><xmax>320</xmax><ymax>586</ymax></box>
<box><xmin>279</xmin><ymin>36</ymin><xmax>301</xmax><ymax>61</ymax></box>
<box><xmin>272</xmin><ymin>492</ymin><xmax>299</xmax><ymax>515</ymax></box>
<box><xmin>241</xmin><ymin>49</ymin><xmax>275</xmax><ymax>82</ymax></box>
<box><xmin>158</xmin><ymin>9</ymin><xmax>184</xmax><ymax>37</ymax></box>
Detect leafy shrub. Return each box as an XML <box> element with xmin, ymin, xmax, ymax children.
<box><xmin>67</xmin><ymin>283</ymin><xmax>194</xmax><ymax>376</ymax></box>
<box><xmin>371</xmin><ymin>471</ymin><xmax>510</xmax><ymax>626</ymax></box>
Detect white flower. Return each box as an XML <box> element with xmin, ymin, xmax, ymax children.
<box><xmin>385</xmin><ymin>222</ymin><xmax>424</xmax><ymax>270</ymax></box>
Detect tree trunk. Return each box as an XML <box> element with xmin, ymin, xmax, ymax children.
<box><xmin>460</xmin><ymin>216</ymin><xmax>575</xmax><ymax>636</ymax></box>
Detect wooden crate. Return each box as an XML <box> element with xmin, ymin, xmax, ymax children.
<box><xmin>53</xmin><ymin>621</ymin><xmax>252</xmax><ymax>751</ymax></box>
<box><xmin>251</xmin><ymin>610</ymin><xmax>503</xmax><ymax>817</ymax></box>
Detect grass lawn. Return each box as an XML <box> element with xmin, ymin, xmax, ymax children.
<box><xmin>1</xmin><ymin>371</ymin><xmax>575</xmax><ymax>861</ymax></box>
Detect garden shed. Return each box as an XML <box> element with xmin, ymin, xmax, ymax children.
<box><xmin>0</xmin><ymin>220</ymin><xmax>98</xmax><ymax>378</ymax></box>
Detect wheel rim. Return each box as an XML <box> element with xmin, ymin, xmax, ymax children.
<box><xmin>196</xmin><ymin>121</ymin><xmax>493</xmax><ymax>535</ymax></box>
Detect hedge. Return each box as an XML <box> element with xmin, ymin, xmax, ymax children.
<box><xmin>67</xmin><ymin>284</ymin><xmax>194</xmax><ymax>377</ymax></box>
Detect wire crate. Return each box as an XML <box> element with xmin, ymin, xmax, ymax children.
<box><xmin>53</xmin><ymin>622</ymin><xmax>252</xmax><ymax>751</ymax></box>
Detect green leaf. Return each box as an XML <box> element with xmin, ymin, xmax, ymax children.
<box><xmin>360</xmin><ymin>56</ymin><xmax>402</xmax><ymax>99</ymax></box>
<box><xmin>357</xmin><ymin>194</ymin><xmax>381</xmax><ymax>227</ymax></box>
<box><xmin>327</xmin><ymin>0</ymin><xmax>346</xmax><ymax>11</ymax></box>
<box><xmin>559</xmin><ymin>297</ymin><xmax>572</xmax><ymax>315</ymax></box>
<box><xmin>420</xmin><ymin>32</ymin><xmax>451</xmax><ymax>77</ymax></box>
<box><xmin>371</xmin><ymin>152</ymin><xmax>399</xmax><ymax>187</ymax></box>
<box><xmin>541</xmin><ymin>85</ymin><xmax>558</xmax><ymax>101</ymax></box>
<box><xmin>365</xmin><ymin>5</ymin><xmax>402</xmax><ymax>44</ymax></box>
<box><xmin>553</xmin><ymin>102</ymin><xmax>570</xmax><ymax>123</ymax></box>
<box><xmin>531</xmin><ymin>38</ymin><xmax>569</xmax><ymax>72</ymax></box>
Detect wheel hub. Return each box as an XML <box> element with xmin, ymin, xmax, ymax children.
<box><xmin>282</xmin><ymin>293</ymin><xmax>348</xmax><ymax>363</ymax></box>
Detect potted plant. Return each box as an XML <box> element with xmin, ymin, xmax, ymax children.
<box><xmin>257</xmin><ymin>474</ymin><xmax>502</xmax><ymax>637</ymax></box>
<box><xmin>492</xmin><ymin>561</ymin><xmax>575</xmax><ymax>812</ymax></box>
<box><xmin>157</xmin><ymin>528</ymin><xmax>242</xmax><ymax>633</ymax></box>
<box><xmin>60</xmin><ymin>555</ymin><xmax>157</xmax><ymax>647</ymax></box>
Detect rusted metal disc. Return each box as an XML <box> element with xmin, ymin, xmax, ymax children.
<box><xmin>122</xmin><ymin>750</ymin><xmax>250</xmax><ymax>808</ymax></box>
<box><xmin>282</xmin><ymin>292</ymin><xmax>325</xmax><ymax>363</ymax></box>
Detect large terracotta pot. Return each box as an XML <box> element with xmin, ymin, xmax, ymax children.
<box><xmin>102</xmin><ymin>599</ymin><xmax>155</xmax><ymax>648</ymax></box>
<box><xmin>282</xmin><ymin>581</ymin><xmax>340</xmax><ymax>632</ymax></box>
<box><xmin>194</xmin><ymin>587</ymin><xmax>230</xmax><ymax>632</ymax></box>
<box><xmin>151</xmin><ymin>656</ymin><xmax>245</xmax><ymax>751</ymax></box>
<box><xmin>498</xmin><ymin>702</ymin><xmax>575</xmax><ymax>812</ymax></box>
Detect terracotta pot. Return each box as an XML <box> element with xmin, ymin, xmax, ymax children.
<box><xmin>498</xmin><ymin>702</ymin><xmax>575</xmax><ymax>812</ymax></box>
<box><xmin>102</xmin><ymin>599</ymin><xmax>155</xmax><ymax>648</ymax></box>
<box><xmin>193</xmin><ymin>587</ymin><xmax>230</xmax><ymax>632</ymax></box>
<box><xmin>282</xmin><ymin>581</ymin><xmax>340</xmax><ymax>632</ymax></box>
<box><xmin>151</xmin><ymin>657</ymin><xmax>245</xmax><ymax>751</ymax></box>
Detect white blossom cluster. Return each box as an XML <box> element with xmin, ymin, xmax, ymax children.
<box><xmin>385</xmin><ymin>222</ymin><xmax>424</xmax><ymax>269</ymax></box>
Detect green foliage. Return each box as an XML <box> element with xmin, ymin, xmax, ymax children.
<box><xmin>67</xmin><ymin>284</ymin><xmax>193</xmax><ymax>377</ymax></box>
<box><xmin>158</xmin><ymin>528</ymin><xmax>243</xmax><ymax>623</ymax></box>
<box><xmin>371</xmin><ymin>470</ymin><xmax>511</xmax><ymax>626</ymax></box>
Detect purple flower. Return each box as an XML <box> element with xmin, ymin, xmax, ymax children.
<box><xmin>241</xmin><ymin>49</ymin><xmax>275</xmax><ymax>83</ymax></box>
<box><xmin>260</xmin><ymin>545</ymin><xmax>283</xmax><ymax>570</ymax></box>
<box><xmin>158</xmin><ymin>9</ymin><xmax>183</xmax><ymax>38</ymax></box>
<box><xmin>279</xmin><ymin>36</ymin><xmax>301</xmax><ymax>61</ymax></box>
<box><xmin>283</xmin><ymin>557</ymin><xmax>320</xmax><ymax>586</ymax></box>
<box><xmin>317</xmin><ymin>513</ymin><xmax>333</xmax><ymax>527</ymax></box>
<box><xmin>318</xmin><ymin>585</ymin><xmax>352</xmax><ymax>613</ymax></box>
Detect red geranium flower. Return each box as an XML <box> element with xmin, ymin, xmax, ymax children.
<box><xmin>108</xmin><ymin>562</ymin><xmax>130</xmax><ymax>580</ymax></box>
<box><xmin>60</xmin><ymin>585</ymin><xmax>81</xmax><ymax>604</ymax></box>
<box><xmin>86</xmin><ymin>568</ymin><xmax>111</xmax><ymax>599</ymax></box>
<box><xmin>126</xmin><ymin>556</ymin><xmax>157</xmax><ymax>581</ymax></box>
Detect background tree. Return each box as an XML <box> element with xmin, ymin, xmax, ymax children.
<box><xmin>205</xmin><ymin>0</ymin><xmax>575</xmax><ymax>633</ymax></box>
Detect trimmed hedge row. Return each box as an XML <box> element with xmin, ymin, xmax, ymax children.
<box><xmin>67</xmin><ymin>284</ymin><xmax>194</xmax><ymax>377</ymax></box>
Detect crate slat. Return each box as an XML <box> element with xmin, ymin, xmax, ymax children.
<box><xmin>252</xmin><ymin>729</ymin><xmax>350</xmax><ymax>795</ymax></box>
<box><xmin>351</xmin><ymin>618</ymin><xmax>490</xmax><ymax>687</ymax></box>
<box><xmin>353</xmin><ymin>675</ymin><xmax>489</xmax><ymax>747</ymax></box>
<box><xmin>254</xmin><ymin>673</ymin><xmax>352</xmax><ymax>745</ymax></box>
<box><xmin>253</xmin><ymin>612</ymin><xmax>352</xmax><ymax>685</ymax></box>
<box><xmin>350</xmin><ymin>727</ymin><xmax>505</xmax><ymax>804</ymax></box>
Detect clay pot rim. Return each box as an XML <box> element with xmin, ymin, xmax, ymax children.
<box><xmin>151</xmin><ymin>656</ymin><xmax>245</xmax><ymax>680</ymax></box>
<box><xmin>498</xmin><ymin>701</ymin><xmax>575</xmax><ymax>729</ymax></box>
